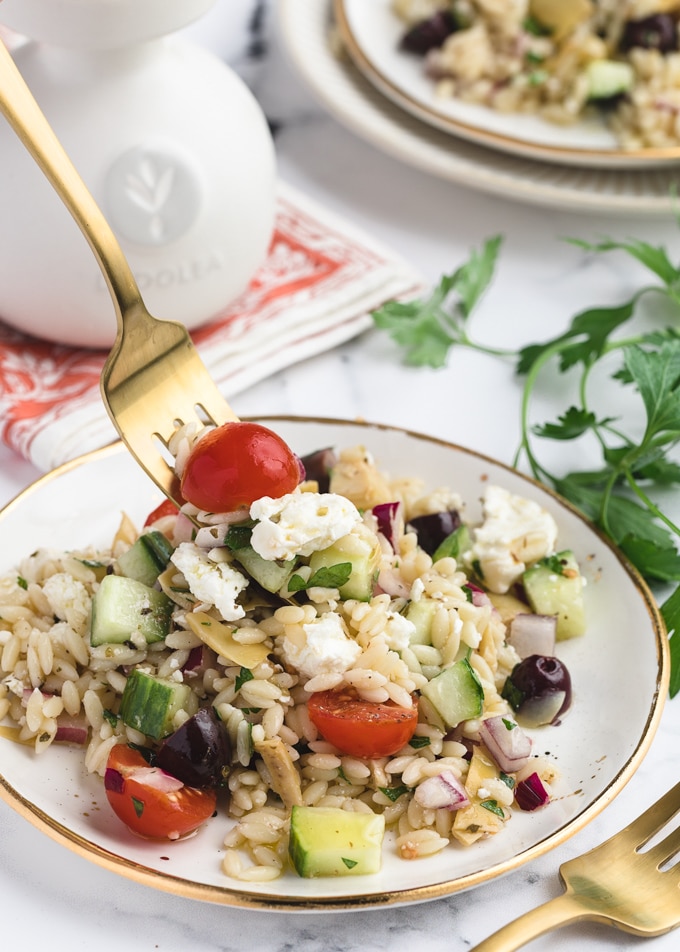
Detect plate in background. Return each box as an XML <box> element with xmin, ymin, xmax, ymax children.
<box><xmin>278</xmin><ymin>0</ymin><xmax>680</xmax><ymax>215</ymax></box>
<box><xmin>335</xmin><ymin>0</ymin><xmax>680</xmax><ymax>169</ymax></box>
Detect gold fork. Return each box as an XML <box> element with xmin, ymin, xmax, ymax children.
<box><xmin>0</xmin><ymin>40</ymin><xmax>238</xmax><ymax>503</ymax></box>
<box><xmin>470</xmin><ymin>781</ymin><xmax>680</xmax><ymax>951</ymax></box>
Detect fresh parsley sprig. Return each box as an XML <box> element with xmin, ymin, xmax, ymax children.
<box><xmin>372</xmin><ymin>235</ymin><xmax>510</xmax><ymax>367</ymax></box>
<box><xmin>371</xmin><ymin>234</ymin><xmax>680</xmax><ymax>697</ymax></box>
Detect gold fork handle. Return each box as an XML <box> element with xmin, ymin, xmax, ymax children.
<box><xmin>0</xmin><ymin>39</ymin><xmax>140</xmax><ymax>322</ymax></box>
<box><xmin>470</xmin><ymin>892</ymin><xmax>594</xmax><ymax>952</ymax></box>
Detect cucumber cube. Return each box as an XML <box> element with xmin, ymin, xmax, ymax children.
<box><xmin>91</xmin><ymin>574</ymin><xmax>173</xmax><ymax>646</ymax></box>
<box><xmin>119</xmin><ymin>669</ymin><xmax>197</xmax><ymax>740</ymax></box>
<box><xmin>232</xmin><ymin>545</ymin><xmax>296</xmax><ymax>594</ymax></box>
<box><xmin>289</xmin><ymin>806</ymin><xmax>385</xmax><ymax>877</ymax></box>
<box><xmin>115</xmin><ymin>531</ymin><xmax>175</xmax><ymax>587</ymax></box>
<box><xmin>404</xmin><ymin>598</ymin><xmax>437</xmax><ymax>646</ymax></box>
<box><xmin>421</xmin><ymin>657</ymin><xmax>484</xmax><ymax>729</ymax></box>
<box><xmin>432</xmin><ymin>524</ymin><xmax>471</xmax><ymax>563</ymax></box>
<box><xmin>308</xmin><ymin>532</ymin><xmax>380</xmax><ymax>601</ymax></box>
<box><xmin>522</xmin><ymin>550</ymin><xmax>585</xmax><ymax>640</ymax></box>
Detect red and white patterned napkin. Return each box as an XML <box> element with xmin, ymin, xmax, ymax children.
<box><xmin>0</xmin><ymin>184</ymin><xmax>422</xmax><ymax>472</ymax></box>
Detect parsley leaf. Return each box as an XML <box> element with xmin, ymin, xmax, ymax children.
<box><xmin>532</xmin><ymin>406</ymin><xmax>603</xmax><ymax>441</ymax></box>
<box><xmin>287</xmin><ymin>563</ymin><xmax>352</xmax><ymax>593</ymax></box>
<box><xmin>371</xmin><ymin>236</ymin><xmax>507</xmax><ymax>368</ymax></box>
<box><xmin>567</xmin><ymin>236</ymin><xmax>680</xmax><ymax>291</ymax></box>
<box><xmin>235</xmin><ymin>667</ymin><xmax>254</xmax><ymax>692</ymax></box>
<box><xmin>480</xmin><ymin>799</ymin><xmax>505</xmax><ymax>818</ymax></box>
<box><xmin>224</xmin><ymin>522</ymin><xmax>254</xmax><ymax>550</ymax></box>
<box><xmin>379</xmin><ymin>784</ymin><xmax>410</xmax><ymax>802</ymax></box>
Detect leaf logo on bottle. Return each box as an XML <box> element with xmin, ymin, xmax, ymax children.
<box><xmin>105</xmin><ymin>145</ymin><xmax>202</xmax><ymax>246</ymax></box>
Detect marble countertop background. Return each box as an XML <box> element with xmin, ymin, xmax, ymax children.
<box><xmin>1</xmin><ymin>2</ymin><xmax>679</xmax><ymax>949</ymax></box>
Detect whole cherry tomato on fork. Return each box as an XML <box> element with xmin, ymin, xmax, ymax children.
<box><xmin>180</xmin><ymin>421</ymin><xmax>301</xmax><ymax>513</ymax></box>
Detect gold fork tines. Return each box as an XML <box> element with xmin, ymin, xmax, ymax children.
<box><xmin>471</xmin><ymin>781</ymin><xmax>680</xmax><ymax>952</ymax></box>
<box><xmin>100</xmin><ymin>306</ymin><xmax>237</xmax><ymax>503</ymax></box>
<box><xmin>0</xmin><ymin>39</ymin><xmax>238</xmax><ymax>502</ymax></box>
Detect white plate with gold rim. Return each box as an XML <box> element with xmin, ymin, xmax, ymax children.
<box><xmin>0</xmin><ymin>418</ymin><xmax>668</xmax><ymax>910</ymax></box>
<box><xmin>278</xmin><ymin>0</ymin><xmax>680</xmax><ymax>215</ymax></box>
<box><xmin>334</xmin><ymin>0</ymin><xmax>680</xmax><ymax>169</ymax></box>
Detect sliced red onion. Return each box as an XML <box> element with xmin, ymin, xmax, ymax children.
<box><xmin>104</xmin><ymin>767</ymin><xmax>125</xmax><ymax>794</ymax></box>
<box><xmin>376</xmin><ymin>564</ymin><xmax>410</xmax><ymax>598</ymax></box>
<box><xmin>414</xmin><ymin>770</ymin><xmax>470</xmax><ymax>811</ymax></box>
<box><xmin>194</xmin><ymin>518</ymin><xmax>248</xmax><ymax>548</ymax></box>
<box><xmin>127</xmin><ymin>765</ymin><xmax>184</xmax><ymax>792</ymax></box>
<box><xmin>103</xmin><ymin>760</ymin><xmax>184</xmax><ymax>794</ymax></box>
<box><xmin>372</xmin><ymin>501</ymin><xmax>404</xmax><ymax>551</ymax></box>
<box><xmin>173</xmin><ymin>512</ymin><xmax>197</xmax><ymax>545</ymax></box>
<box><xmin>22</xmin><ymin>691</ymin><xmax>89</xmax><ymax>746</ymax></box>
<box><xmin>515</xmin><ymin>772</ymin><xmax>550</xmax><ymax>811</ymax></box>
<box><xmin>508</xmin><ymin>613</ymin><xmax>556</xmax><ymax>659</ymax></box>
<box><xmin>54</xmin><ymin>712</ymin><xmax>89</xmax><ymax>746</ymax></box>
<box><xmin>182</xmin><ymin>645</ymin><xmax>210</xmax><ymax>677</ymax></box>
<box><xmin>465</xmin><ymin>581</ymin><xmax>491</xmax><ymax>607</ymax></box>
<box><xmin>479</xmin><ymin>715</ymin><xmax>532</xmax><ymax>774</ymax></box>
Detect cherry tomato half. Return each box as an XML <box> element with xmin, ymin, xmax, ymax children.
<box><xmin>180</xmin><ymin>421</ymin><xmax>301</xmax><ymax>513</ymax></box>
<box><xmin>104</xmin><ymin>744</ymin><xmax>217</xmax><ymax>840</ymax></box>
<box><xmin>143</xmin><ymin>498</ymin><xmax>180</xmax><ymax>527</ymax></box>
<box><xmin>307</xmin><ymin>689</ymin><xmax>419</xmax><ymax>759</ymax></box>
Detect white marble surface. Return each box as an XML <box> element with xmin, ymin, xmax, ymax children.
<box><xmin>1</xmin><ymin>2</ymin><xmax>679</xmax><ymax>948</ymax></box>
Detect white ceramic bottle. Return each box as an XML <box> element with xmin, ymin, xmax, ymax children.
<box><xmin>0</xmin><ymin>0</ymin><xmax>276</xmax><ymax>347</ymax></box>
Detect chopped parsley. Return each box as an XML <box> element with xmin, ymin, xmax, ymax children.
<box><xmin>235</xmin><ymin>667</ymin><xmax>254</xmax><ymax>692</ymax></box>
<box><xmin>288</xmin><ymin>562</ymin><xmax>352</xmax><ymax>592</ymax></box>
<box><xmin>379</xmin><ymin>784</ymin><xmax>410</xmax><ymax>802</ymax></box>
<box><xmin>224</xmin><ymin>522</ymin><xmax>254</xmax><ymax>550</ymax></box>
<box><xmin>480</xmin><ymin>799</ymin><xmax>506</xmax><ymax>818</ymax></box>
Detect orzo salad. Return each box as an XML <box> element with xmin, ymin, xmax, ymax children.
<box><xmin>0</xmin><ymin>421</ymin><xmax>582</xmax><ymax>881</ymax></box>
<box><xmin>392</xmin><ymin>0</ymin><xmax>680</xmax><ymax>150</ymax></box>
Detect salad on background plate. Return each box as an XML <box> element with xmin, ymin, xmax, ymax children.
<box><xmin>335</xmin><ymin>0</ymin><xmax>680</xmax><ymax>167</ymax></box>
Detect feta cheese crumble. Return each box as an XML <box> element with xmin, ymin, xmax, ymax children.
<box><xmin>249</xmin><ymin>492</ymin><xmax>362</xmax><ymax>561</ymax></box>
<box><xmin>383</xmin><ymin>611</ymin><xmax>416</xmax><ymax>652</ymax></box>
<box><xmin>170</xmin><ymin>542</ymin><xmax>248</xmax><ymax>621</ymax></box>
<box><xmin>281</xmin><ymin>612</ymin><xmax>361</xmax><ymax>680</ymax></box>
<box><xmin>42</xmin><ymin>571</ymin><xmax>91</xmax><ymax>634</ymax></box>
<box><xmin>471</xmin><ymin>485</ymin><xmax>558</xmax><ymax>593</ymax></box>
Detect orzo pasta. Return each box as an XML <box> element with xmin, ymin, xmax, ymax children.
<box><xmin>0</xmin><ymin>428</ymin><xmax>581</xmax><ymax>879</ymax></box>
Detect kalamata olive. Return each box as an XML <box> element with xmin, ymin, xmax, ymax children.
<box><xmin>502</xmin><ymin>654</ymin><xmax>572</xmax><ymax>726</ymax></box>
<box><xmin>400</xmin><ymin>11</ymin><xmax>458</xmax><ymax>55</ymax></box>
<box><xmin>408</xmin><ymin>509</ymin><xmax>462</xmax><ymax>555</ymax></box>
<box><xmin>298</xmin><ymin>447</ymin><xmax>337</xmax><ymax>493</ymax></box>
<box><xmin>155</xmin><ymin>706</ymin><xmax>231</xmax><ymax>788</ymax></box>
<box><xmin>620</xmin><ymin>14</ymin><xmax>678</xmax><ymax>53</ymax></box>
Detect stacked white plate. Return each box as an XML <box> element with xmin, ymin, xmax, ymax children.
<box><xmin>278</xmin><ymin>0</ymin><xmax>680</xmax><ymax>215</ymax></box>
